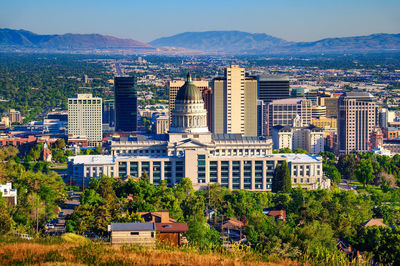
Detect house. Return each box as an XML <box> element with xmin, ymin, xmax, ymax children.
<box><xmin>263</xmin><ymin>208</ymin><xmax>286</xmax><ymax>222</ymax></box>
<box><xmin>221</xmin><ymin>219</ymin><xmax>244</xmax><ymax>242</ymax></box>
<box><xmin>156</xmin><ymin>223</ymin><xmax>188</xmax><ymax>246</ymax></box>
<box><xmin>109</xmin><ymin>222</ymin><xmax>156</xmax><ymax>247</ymax></box>
<box><xmin>363</xmin><ymin>218</ymin><xmax>387</xmax><ymax>227</ymax></box>
<box><xmin>0</xmin><ymin>182</ymin><xmax>17</xmax><ymax>206</ymax></box>
<box><xmin>138</xmin><ymin>210</ymin><xmax>176</xmax><ymax>223</ymax></box>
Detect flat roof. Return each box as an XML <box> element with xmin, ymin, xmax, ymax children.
<box><xmin>110</xmin><ymin>222</ymin><xmax>155</xmax><ymax>231</ymax></box>
<box><xmin>269</xmin><ymin>98</ymin><xmax>307</xmax><ymax>105</ymax></box>
<box><xmin>278</xmin><ymin>153</ymin><xmax>322</xmax><ymax>163</ymax></box>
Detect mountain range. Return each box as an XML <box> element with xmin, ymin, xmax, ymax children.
<box><xmin>1</xmin><ymin>28</ymin><xmax>400</xmax><ymax>54</ymax></box>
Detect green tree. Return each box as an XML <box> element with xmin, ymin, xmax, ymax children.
<box><xmin>54</xmin><ymin>138</ymin><xmax>66</xmax><ymax>149</ymax></box>
<box><xmin>0</xmin><ymin>196</ymin><xmax>13</xmax><ymax>235</ymax></box>
<box><xmin>272</xmin><ymin>161</ymin><xmax>291</xmax><ymax>193</ymax></box>
<box><xmin>355</xmin><ymin>159</ymin><xmax>374</xmax><ymax>187</ymax></box>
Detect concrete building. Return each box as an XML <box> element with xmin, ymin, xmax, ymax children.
<box><xmin>378</xmin><ymin>108</ymin><xmax>396</xmax><ymax>128</ymax></box>
<box><xmin>68</xmin><ymin>74</ymin><xmax>326</xmax><ymax>191</ymax></box>
<box><xmin>257</xmin><ymin>75</ymin><xmax>290</xmax><ymax>104</ymax></box>
<box><xmin>319</xmin><ymin>97</ymin><xmax>339</xmax><ymax>118</ymax></box>
<box><xmin>153</xmin><ymin>115</ymin><xmax>169</xmax><ymax>135</ymax></box>
<box><xmin>312</xmin><ymin>106</ymin><xmax>327</xmax><ymax>119</ymax></box>
<box><xmin>213</xmin><ymin>65</ymin><xmax>258</xmax><ymax>136</ymax></box>
<box><xmin>202</xmin><ymin>87</ymin><xmax>213</xmax><ymax>132</ymax></box>
<box><xmin>272</xmin><ymin>119</ymin><xmax>324</xmax><ymax>154</ymax></box>
<box><xmin>257</xmin><ymin>100</ymin><xmax>268</xmax><ymax>137</ymax></box>
<box><xmin>8</xmin><ymin>109</ymin><xmax>22</xmax><ymax>124</ymax></box>
<box><xmin>103</xmin><ymin>99</ymin><xmax>115</xmax><ymax>128</ymax></box>
<box><xmin>338</xmin><ymin>92</ymin><xmax>377</xmax><ymax>154</ymax></box>
<box><xmin>0</xmin><ymin>182</ymin><xmax>17</xmax><ymax>206</ymax></box>
<box><xmin>68</xmin><ymin>94</ymin><xmax>102</xmax><ymax>145</ymax></box>
<box><xmin>267</xmin><ymin>98</ymin><xmax>312</xmax><ymax>135</ymax></box>
<box><xmin>115</xmin><ymin>77</ymin><xmax>137</xmax><ymax>132</ymax></box>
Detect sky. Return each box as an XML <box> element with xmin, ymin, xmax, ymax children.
<box><xmin>1</xmin><ymin>0</ymin><xmax>399</xmax><ymax>43</ymax></box>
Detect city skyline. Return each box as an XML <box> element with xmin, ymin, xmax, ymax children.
<box><xmin>1</xmin><ymin>0</ymin><xmax>399</xmax><ymax>43</ymax></box>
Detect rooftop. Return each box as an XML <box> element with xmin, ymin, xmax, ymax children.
<box><xmin>110</xmin><ymin>222</ymin><xmax>155</xmax><ymax>231</ymax></box>
<box><xmin>278</xmin><ymin>153</ymin><xmax>322</xmax><ymax>163</ymax></box>
<box><xmin>155</xmin><ymin>223</ymin><xmax>188</xmax><ymax>233</ymax></box>
<box><xmin>269</xmin><ymin>98</ymin><xmax>308</xmax><ymax>105</ymax></box>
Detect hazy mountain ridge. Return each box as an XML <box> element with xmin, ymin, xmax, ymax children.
<box><xmin>0</xmin><ymin>28</ymin><xmax>151</xmax><ymax>49</ymax></box>
<box><xmin>149</xmin><ymin>31</ymin><xmax>290</xmax><ymax>53</ymax></box>
<box><xmin>1</xmin><ymin>28</ymin><xmax>399</xmax><ymax>54</ymax></box>
<box><xmin>150</xmin><ymin>31</ymin><xmax>400</xmax><ymax>54</ymax></box>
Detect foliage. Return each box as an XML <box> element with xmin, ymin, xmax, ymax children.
<box><xmin>272</xmin><ymin>161</ymin><xmax>291</xmax><ymax>193</ymax></box>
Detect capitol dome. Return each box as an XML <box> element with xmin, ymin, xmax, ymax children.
<box><xmin>175</xmin><ymin>73</ymin><xmax>203</xmax><ymax>103</ymax></box>
<box><xmin>169</xmin><ymin>72</ymin><xmax>209</xmax><ymax>134</ymax></box>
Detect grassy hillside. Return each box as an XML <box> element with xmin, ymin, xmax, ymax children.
<box><xmin>0</xmin><ymin>240</ymin><xmax>297</xmax><ymax>265</ymax></box>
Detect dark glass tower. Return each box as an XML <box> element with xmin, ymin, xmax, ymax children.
<box><xmin>257</xmin><ymin>75</ymin><xmax>290</xmax><ymax>104</ymax></box>
<box><xmin>114</xmin><ymin>76</ymin><xmax>137</xmax><ymax>132</ymax></box>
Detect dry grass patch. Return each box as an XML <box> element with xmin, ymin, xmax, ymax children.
<box><xmin>0</xmin><ymin>242</ymin><xmax>299</xmax><ymax>265</ymax></box>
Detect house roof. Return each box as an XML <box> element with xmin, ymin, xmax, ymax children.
<box><xmin>363</xmin><ymin>219</ymin><xmax>387</xmax><ymax>227</ymax></box>
<box><xmin>110</xmin><ymin>222</ymin><xmax>155</xmax><ymax>231</ymax></box>
<box><xmin>222</xmin><ymin>219</ymin><xmax>244</xmax><ymax>229</ymax></box>
<box><xmin>264</xmin><ymin>210</ymin><xmax>286</xmax><ymax>218</ymax></box>
<box><xmin>156</xmin><ymin>223</ymin><xmax>188</xmax><ymax>233</ymax></box>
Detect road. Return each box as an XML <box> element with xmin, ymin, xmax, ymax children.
<box><xmin>46</xmin><ymin>193</ymin><xmax>80</xmax><ymax>235</ymax></box>
<box><xmin>115</xmin><ymin>61</ymin><xmax>123</xmax><ymax>76</ymax></box>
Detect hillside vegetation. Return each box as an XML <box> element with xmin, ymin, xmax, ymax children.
<box><xmin>0</xmin><ymin>240</ymin><xmax>297</xmax><ymax>266</ymax></box>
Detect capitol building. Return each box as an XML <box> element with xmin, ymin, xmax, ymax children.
<box><xmin>68</xmin><ymin>74</ymin><xmax>328</xmax><ymax>191</ymax></box>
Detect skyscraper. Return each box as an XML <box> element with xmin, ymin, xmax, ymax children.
<box><xmin>257</xmin><ymin>100</ymin><xmax>267</xmax><ymax>137</ymax></box>
<box><xmin>258</xmin><ymin>75</ymin><xmax>290</xmax><ymax>104</ymax></box>
<box><xmin>114</xmin><ymin>76</ymin><xmax>137</xmax><ymax>132</ymax></box>
<box><xmin>267</xmin><ymin>98</ymin><xmax>312</xmax><ymax>135</ymax></box>
<box><xmin>338</xmin><ymin>92</ymin><xmax>377</xmax><ymax>154</ymax></box>
<box><xmin>68</xmin><ymin>94</ymin><xmax>102</xmax><ymax>145</ymax></box>
<box><xmin>212</xmin><ymin>65</ymin><xmax>258</xmax><ymax>136</ymax></box>
<box><xmin>102</xmin><ymin>99</ymin><xmax>115</xmax><ymax>127</ymax></box>
<box><xmin>202</xmin><ymin>87</ymin><xmax>213</xmax><ymax>132</ymax></box>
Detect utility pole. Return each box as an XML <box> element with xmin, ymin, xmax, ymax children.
<box><xmin>36</xmin><ymin>196</ymin><xmax>39</xmax><ymax>235</ymax></box>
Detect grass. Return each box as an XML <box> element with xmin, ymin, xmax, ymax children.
<box><xmin>0</xmin><ymin>239</ymin><xmax>299</xmax><ymax>265</ymax></box>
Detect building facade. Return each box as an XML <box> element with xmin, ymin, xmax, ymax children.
<box><xmin>69</xmin><ymin>74</ymin><xmax>326</xmax><ymax>191</ymax></box>
<box><xmin>257</xmin><ymin>75</ymin><xmax>290</xmax><ymax>104</ymax></box>
<box><xmin>114</xmin><ymin>76</ymin><xmax>137</xmax><ymax>132</ymax></box>
<box><xmin>338</xmin><ymin>92</ymin><xmax>377</xmax><ymax>154</ymax></box>
<box><xmin>68</xmin><ymin>94</ymin><xmax>102</xmax><ymax>145</ymax></box>
<box><xmin>213</xmin><ymin>65</ymin><xmax>257</xmax><ymax>136</ymax></box>
<box><xmin>267</xmin><ymin>98</ymin><xmax>312</xmax><ymax>135</ymax></box>
<box><xmin>8</xmin><ymin>109</ymin><xmax>22</xmax><ymax>124</ymax></box>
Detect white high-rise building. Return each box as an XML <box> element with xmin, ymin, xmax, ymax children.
<box><xmin>68</xmin><ymin>94</ymin><xmax>102</xmax><ymax>145</ymax></box>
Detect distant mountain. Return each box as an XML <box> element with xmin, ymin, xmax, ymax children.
<box><xmin>1</xmin><ymin>28</ymin><xmax>399</xmax><ymax>55</ymax></box>
<box><xmin>0</xmin><ymin>28</ymin><xmax>152</xmax><ymax>50</ymax></box>
<box><xmin>150</xmin><ymin>31</ymin><xmax>290</xmax><ymax>53</ymax></box>
<box><xmin>150</xmin><ymin>31</ymin><xmax>400</xmax><ymax>54</ymax></box>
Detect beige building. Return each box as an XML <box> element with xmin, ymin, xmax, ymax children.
<box><xmin>213</xmin><ymin>65</ymin><xmax>257</xmax><ymax>136</ymax></box>
<box><xmin>268</xmin><ymin>98</ymin><xmax>312</xmax><ymax>135</ymax></box>
<box><xmin>319</xmin><ymin>97</ymin><xmax>339</xmax><ymax>118</ymax></box>
<box><xmin>272</xmin><ymin>116</ymin><xmax>324</xmax><ymax>154</ymax></box>
<box><xmin>312</xmin><ymin>117</ymin><xmax>337</xmax><ymax>131</ymax></box>
<box><xmin>68</xmin><ymin>94</ymin><xmax>102</xmax><ymax>145</ymax></box>
<box><xmin>8</xmin><ymin>109</ymin><xmax>22</xmax><ymax>124</ymax></box>
<box><xmin>338</xmin><ymin>92</ymin><xmax>377</xmax><ymax>154</ymax></box>
<box><xmin>153</xmin><ymin>115</ymin><xmax>169</xmax><ymax>135</ymax></box>
<box><xmin>312</xmin><ymin>106</ymin><xmax>327</xmax><ymax>119</ymax></box>
<box><xmin>69</xmin><ymin>74</ymin><xmax>326</xmax><ymax>191</ymax></box>
<box><xmin>110</xmin><ymin>223</ymin><xmax>156</xmax><ymax>247</ymax></box>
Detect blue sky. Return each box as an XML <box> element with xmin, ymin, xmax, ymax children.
<box><xmin>1</xmin><ymin>0</ymin><xmax>399</xmax><ymax>42</ymax></box>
